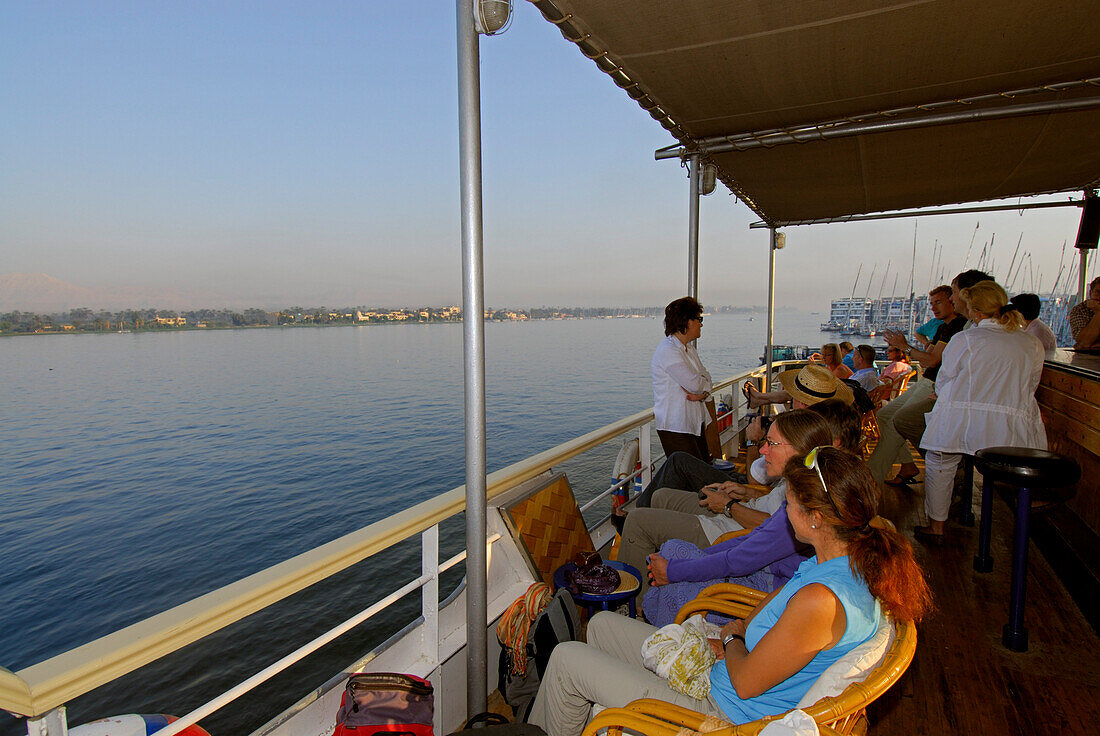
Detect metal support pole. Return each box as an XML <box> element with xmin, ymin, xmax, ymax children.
<box><xmin>638</xmin><ymin>423</ymin><xmax>652</xmax><ymax>490</ymax></box>
<box><xmin>456</xmin><ymin>0</ymin><xmax>488</xmax><ymax>717</ymax></box>
<box><xmin>422</xmin><ymin>525</ymin><xmax>440</xmax><ymax>670</ymax></box>
<box><xmin>1079</xmin><ymin>249</ymin><xmax>1089</xmax><ymax>302</ymax></box>
<box><xmin>687</xmin><ymin>154</ymin><xmax>701</xmax><ymax>299</ymax></box>
<box><xmin>765</xmin><ymin>229</ymin><xmax>777</xmax><ymax>389</ymax></box>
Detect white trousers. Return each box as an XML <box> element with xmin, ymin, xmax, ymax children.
<box><xmin>527</xmin><ymin>612</ymin><xmax>724</xmax><ymax>736</ymax></box>
<box><xmin>923</xmin><ymin>450</ymin><xmax>965</xmax><ymax>522</ymax></box>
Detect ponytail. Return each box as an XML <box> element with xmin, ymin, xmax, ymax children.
<box><xmin>845</xmin><ymin>521</ymin><xmax>932</xmax><ymax>622</ymax></box>
<box><xmin>962</xmin><ymin>280</ymin><xmax>1023</xmax><ymax>331</ymax></box>
<box><xmin>786</xmin><ymin>453</ymin><xmax>933</xmax><ymax>623</ymax></box>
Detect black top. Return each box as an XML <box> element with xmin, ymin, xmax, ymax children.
<box><xmin>924</xmin><ymin>315</ymin><xmax>967</xmax><ymax>382</ymax></box>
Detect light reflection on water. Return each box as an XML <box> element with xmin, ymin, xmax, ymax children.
<box><xmin>0</xmin><ymin>312</ymin><xmax>829</xmax><ymax>734</ymax></box>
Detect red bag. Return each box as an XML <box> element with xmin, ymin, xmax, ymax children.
<box><xmin>333</xmin><ymin>672</ymin><xmax>434</xmax><ymax>736</ymax></box>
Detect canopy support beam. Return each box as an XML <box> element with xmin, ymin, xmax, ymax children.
<box><xmin>656</xmin><ymin>88</ymin><xmax>1100</xmax><ymax>161</ymax></box>
<box><xmin>748</xmin><ymin>198</ymin><xmax>1087</xmax><ymax>229</ymax></box>
<box><xmin>456</xmin><ymin>0</ymin><xmax>488</xmax><ymax>718</ymax></box>
<box><xmin>765</xmin><ymin>229</ymin><xmax>777</xmax><ymax>389</ymax></box>
<box><xmin>688</xmin><ymin>154</ymin><xmax>701</xmax><ymax>298</ymax></box>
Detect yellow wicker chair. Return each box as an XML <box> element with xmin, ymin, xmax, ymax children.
<box><xmin>581</xmin><ymin>586</ymin><xmax>917</xmax><ymax>736</ymax></box>
<box><xmin>583</xmin><ymin>702</ymin><xmax>850</xmax><ymax>736</ymax></box>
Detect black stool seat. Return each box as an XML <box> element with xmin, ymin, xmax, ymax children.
<box><xmin>974</xmin><ymin>447</ymin><xmax>1081</xmax><ymax>489</ymax></box>
<box><xmin>971</xmin><ymin>446</ymin><xmax>1080</xmax><ymax>653</ymax></box>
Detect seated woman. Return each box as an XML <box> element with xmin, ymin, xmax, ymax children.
<box><xmin>528</xmin><ymin>449</ymin><xmax>932</xmax><ymax>736</ymax></box>
<box><xmin>616</xmin><ymin>410</ymin><xmax>833</xmax><ymax>604</ymax></box>
<box><xmin>641</xmin><ymin>400</ymin><xmax>861</xmax><ymax>626</ymax></box>
<box><xmin>878</xmin><ymin>345</ymin><xmax>913</xmax><ymax>384</ymax></box>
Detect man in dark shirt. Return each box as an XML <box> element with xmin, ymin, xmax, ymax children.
<box><xmin>869</xmin><ymin>284</ymin><xmax>965</xmax><ymax>484</ymax></box>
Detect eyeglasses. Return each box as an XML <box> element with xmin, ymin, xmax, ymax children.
<box><xmin>694</xmin><ymin>316</ymin><xmax>704</xmax><ymax>324</ymax></box>
<box><xmin>762</xmin><ymin>436</ymin><xmax>789</xmax><ymax>447</ymax></box>
<box><xmin>805</xmin><ymin>446</ymin><xmax>841</xmax><ymax>516</ymax></box>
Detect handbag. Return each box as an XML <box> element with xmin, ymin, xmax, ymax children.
<box><xmin>333</xmin><ymin>672</ymin><xmax>434</xmax><ymax>736</ymax></box>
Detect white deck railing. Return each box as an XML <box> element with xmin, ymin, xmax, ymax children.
<box><xmin>2</xmin><ymin>361</ymin><xmax>799</xmax><ymax>736</ymax></box>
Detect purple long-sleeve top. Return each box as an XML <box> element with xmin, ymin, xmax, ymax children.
<box><xmin>665</xmin><ymin>501</ymin><xmax>810</xmax><ymax>585</ymax></box>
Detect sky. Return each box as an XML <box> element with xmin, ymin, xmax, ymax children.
<box><xmin>1</xmin><ymin>1</ymin><xmax>1093</xmax><ymax>311</ymax></box>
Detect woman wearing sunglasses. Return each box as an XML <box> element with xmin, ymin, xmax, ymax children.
<box><xmin>615</xmin><ymin>410</ymin><xmax>833</xmax><ymax>613</ymax></box>
<box><xmin>528</xmin><ymin>449</ymin><xmax>931</xmax><ymax>736</ymax></box>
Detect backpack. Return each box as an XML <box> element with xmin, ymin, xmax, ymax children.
<box><xmin>333</xmin><ymin>672</ymin><xmax>434</xmax><ymax>736</ymax></box>
<box><xmin>446</xmin><ymin>712</ymin><xmax>547</xmax><ymax>735</ymax></box>
<box><xmin>496</xmin><ymin>585</ymin><xmax>581</xmax><ymax>722</ymax></box>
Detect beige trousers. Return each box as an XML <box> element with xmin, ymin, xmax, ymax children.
<box><xmin>527</xmin><ymin>611</ymin><xmax>724</xmax><ymax>736</ymax></box>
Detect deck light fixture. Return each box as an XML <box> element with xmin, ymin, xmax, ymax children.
<box><xmin>474</xmin><ymin>0</ymin><xmax>512</xmax><ymax>35</ymax></box>
<box><xmin>701</xmin><ymin>163</ymin><xmax>718</xmax><ymax>195</ymax></box>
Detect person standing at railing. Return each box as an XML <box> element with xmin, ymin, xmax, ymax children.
<box><xmin>652</xmin><ymin>296</ymin><xmax>713</xmax><ymax>463</ymax></box>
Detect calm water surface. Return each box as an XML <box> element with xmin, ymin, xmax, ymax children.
<box><xmin>0</xmin><ymin>312</ymin><xmax>832</xmax><ymax>734</ymax></box>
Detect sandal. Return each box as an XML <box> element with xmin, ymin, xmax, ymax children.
<box><xmin>913</xmin><ymin>526</ymin><xmax>945</xmax><ymax>546</ymax></box>
<box><xmin>742</xmin><ymin>383</ymin><xmax>766</xmax><ymax>410</ymax></box>
<box><xmin>885</xmin><ymin>472</ymin><xmax>920</xmax><ymax>486</ymax></box>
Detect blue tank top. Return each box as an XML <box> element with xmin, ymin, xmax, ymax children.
<box><xmin>708</xmin><ymin>555</ymin><xmax>880</xmax><ymax>723</ymax></box>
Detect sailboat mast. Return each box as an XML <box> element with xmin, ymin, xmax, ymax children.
<box><xmin>846</xmin><ymin>263</ymin><xmax>863</xmax><ymax>330</ymax></box>
<box><xmin>907</xmin><ymin>222</ymin><xmax>917</xmax><ymax>336</ymax></box>
<box><xmin>1005</xmin><ymin>234</ymin><xmax>1022</xmax><ymax>289</ymax></box>
<box><xmin>861</xmin><ymin>264</ymin><xmax>877</xmax><ymax>332</ymax></box>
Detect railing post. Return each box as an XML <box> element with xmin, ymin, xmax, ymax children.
<box><xmin>26</xmin><ymin>707</ymin><xmax>66</xmax><ymax>736</ymax></box>
<box><xmin>638</xmin><ymin>422</ymin><xmax>653</xmax><ymax>490</ymax></box>
<box><xmin>422</xmin><ymin>525</ymin><xmax>440</xmax><ymax>669</ymax></box>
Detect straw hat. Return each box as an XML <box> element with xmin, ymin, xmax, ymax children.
<box><xmin>777</xmin><ymin>364</ymin><xmax>855</xmax><ymax>406</ymax></box>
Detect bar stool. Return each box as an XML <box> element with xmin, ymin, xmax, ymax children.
<box><xmin>972</xmin><ymin>447</ymin><xmax>1080</xmax><ymax>652</ymax></box>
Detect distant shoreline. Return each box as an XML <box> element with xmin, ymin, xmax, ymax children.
<box><xmin>1</xmin><ymin>305</ymin><xmax>797</xmax><ymax>336</ymax></box>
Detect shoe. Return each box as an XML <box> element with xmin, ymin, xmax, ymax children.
<box><xmin>610</xmin><ymin>512</ymin><xmax>626</xmax><ymax>534</ymax></box>
<box><xmin>742</xmin><ymin>383</ymin><xmax>766</xmax><ymax>410</ymax></box>
<box><xmin>913</xmin><ymin>526</ymin><xmax>945</xmax><ymax>546</ymax></box>
<box><xmin>885</xmin><ymin>472</ymin><xmax>920</xmax><ymax>487</ymax></box>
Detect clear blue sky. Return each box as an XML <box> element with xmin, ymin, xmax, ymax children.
<box><xmin>1</xmin><ymin>1</ymin><xmax>1091</xmax><ymax>310</ymax></box>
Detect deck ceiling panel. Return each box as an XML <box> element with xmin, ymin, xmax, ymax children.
<box><xmin>532</xmin><ymin>0</ymin><xmax>1100</xmax><ymax>223</ymax></box>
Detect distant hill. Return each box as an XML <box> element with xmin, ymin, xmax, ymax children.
<box><xmin>0</xmin><ymin>273</ymin><xmax>222</xmax><ymax>312</ymax></box>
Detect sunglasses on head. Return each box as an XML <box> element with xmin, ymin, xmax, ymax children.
<box><xmin>804</xmin><ymin>446</ymin><xmax>841</xmax><ymax>516</ymax></box>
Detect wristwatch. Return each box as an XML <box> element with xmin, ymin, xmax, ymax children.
<box><xmin>724</xmin><ymin>499</ymin><xmax>737</xmax><ymax>518</ymax></box>
<box><xmin>722</xmin><ymin>632</ymin><xmax>745</xmax><ymax>648</ymax></box>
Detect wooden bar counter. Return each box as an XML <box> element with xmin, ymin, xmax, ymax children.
<box><xmin>1034</xmin><ymin>349</ymin><xmax>1100</xmax><ymax>631</ymax></box>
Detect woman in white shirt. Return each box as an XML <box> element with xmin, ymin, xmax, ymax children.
<box><xmin>916</xmin><ymin>281</ymin><xmax>1046</xmax><ymax>543</ymax></box>
<box><xmin>652</xmin><ymin>297</ymin><xmax>713</xmax><ymax>461</ymax></box>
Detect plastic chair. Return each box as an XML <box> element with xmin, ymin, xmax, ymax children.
<box><xmin>581</xmin><ymin>586</ymin><xmax>917</xmax><ymax>736</ymax></box>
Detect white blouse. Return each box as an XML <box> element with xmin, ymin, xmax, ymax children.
<box><xmin>651</xmin><ymin>334</ymin><xmax>712</xmax><ymax>435</ymax></box>
<box><xmin>921</xmin><ymin>320</ymin><xmax>1047</xmax><ymax>455</ymax></box>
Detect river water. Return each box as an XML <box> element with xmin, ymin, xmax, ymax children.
<box><xmin>0</xmin><ymin>311</ymin><xmax>832</xmax><ymax>734</ymax></box>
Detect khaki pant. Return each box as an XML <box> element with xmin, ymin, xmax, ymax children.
<box><xmin>867</xmin><ymin>379</ymin><xmax>935</xmax><ymax>482</ymax></box>
<box><xmin>528</xmin><ymin>612</ymin><xmax>724</xmax><ymax>736</ymax></box>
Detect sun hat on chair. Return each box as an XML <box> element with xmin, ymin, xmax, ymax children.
<box><xmin>778</xmin><ymin>364</ymin><xmax>855</xmax><ymax>406</ymax></box>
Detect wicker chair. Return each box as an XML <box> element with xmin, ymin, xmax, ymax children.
<box><xmin>582</xmin><ymin>705</ymin><xmax>848</xmax><ymax>736</ymax></box>
<box><xmin>856</xmin><ymin>411</ymin><xmax>880</xmax><ymax>460</ymax></box>
<box><xmin>581</xmin><ymin>586</ymin><xmax>917</xmax><ymax>736</ymax></box>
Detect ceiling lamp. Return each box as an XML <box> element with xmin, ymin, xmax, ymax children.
<box><xmin>700</xmin><ymin>163</ymin><xmax>718</xmax><ymax>195</ymax></box>
<box><xmin>475</xmin><ymin>0</ymin><xmax>513</xmax><ymax>35</ymax></box>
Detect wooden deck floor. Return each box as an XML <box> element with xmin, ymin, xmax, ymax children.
<box><xmin>868</xmin><ymin>468</ymin><xmax>1100</xmax><ymax>735</ymax></box>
